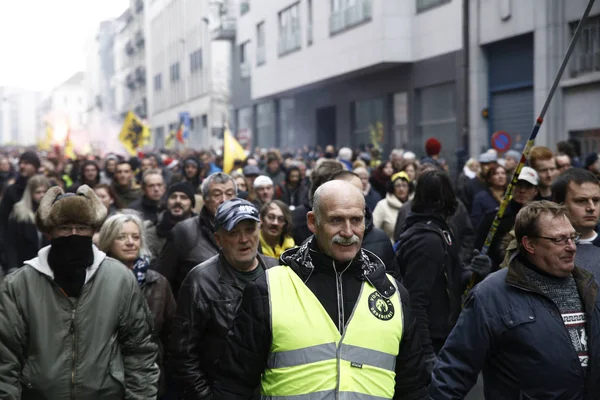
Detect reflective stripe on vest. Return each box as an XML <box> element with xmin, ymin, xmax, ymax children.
<box><xmin>262</xmin><ymin>265</ymin><xmax>403</xmax><ymax>399</ymax></box>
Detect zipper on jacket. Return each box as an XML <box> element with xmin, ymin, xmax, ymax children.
<box><xmin>333</xmin><ymin>260</ymin><xmax>353</xmax><ymax>335</ymax></box>
<box><xmin>70</xmin><ymin>306</ymin><xmax>77</xmax><ymax>400</ymax></box>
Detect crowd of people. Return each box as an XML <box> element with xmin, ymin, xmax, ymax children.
<box><xmin>0</xmin><ymin>135</ymin><xmax>599</xmax><ymax>399</ymax></box>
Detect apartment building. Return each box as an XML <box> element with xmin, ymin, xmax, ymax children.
<box><xmin>229</xmin><ymin>0</ymin><xmax>466</xmax><ymax>169</ymax></box>
<box><xmin>114</xmin><ymin>0</ymin><xmax>148</xmax><ymax>122</ymax></box>
<box><xmin>0</xmin><ymin>87</ymin><xmax>42</xmax><ymax>146</ymax></box>
<box><xmin>468</xmin><ymin>0</ymin><xmax>600</xmax><ymax>155</ymax></box>
<box><xmin>145</xmin><ymin>0</ymin><xmax>231</xmax><ymax>149</ymax></box>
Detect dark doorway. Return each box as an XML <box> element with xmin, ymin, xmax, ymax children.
<box><xmin>316</xmin><ymin>106</ymin><xmax>336</xmax><ymax>148</ymax></box>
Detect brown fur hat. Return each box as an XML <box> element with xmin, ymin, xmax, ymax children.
<box><xmin>36</xmin><ymin>185</ymin><xmax>107</xmax><ymax>234</ymax></box>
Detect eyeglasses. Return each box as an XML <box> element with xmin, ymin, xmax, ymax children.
<box><xmin>530</xmin><ymin>233</ymin><xmax>581</xmax><ymax>245</ymax></box>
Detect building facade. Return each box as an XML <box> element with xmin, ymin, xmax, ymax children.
<box><xmin>0</xmin><ymin>87</ymin><xmax>42</xmax><ymax>146</ymax></box>
<box><xmin>468</xmin><ymin>0</ymin><xmax>600</xmax><ymax>156</ymax></box>
<box><xmin>114</xmin><ymin>0</ymin><xmax>148</xmax><ymax>122</ymax></box>
<box><xmin>145</xmin><ymin>0</ymin><xmax>231</xmax><ymax>149</ymax></box>
<box><xmin>228</xmin><ymin>0</ymin><xmax>467</xmax><ymax>171</ymax></box>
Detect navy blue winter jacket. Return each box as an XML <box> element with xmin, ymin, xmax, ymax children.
<box><xmin>429</xmin><ymin>256</ymin><xmax>600</xmax><ymax>399</ymax></box>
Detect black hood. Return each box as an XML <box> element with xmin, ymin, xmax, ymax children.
<box><xmin>404</xmin><ymin>212</ymin><xmax>450</xmax><ymax>232</ymax></box>
<box><xmin>365</xmin><ymin>206</ymin><xmax>374</xmax><ymax>233</ymax></box>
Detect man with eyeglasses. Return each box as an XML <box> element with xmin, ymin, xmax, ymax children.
<box><xmin>552</xmin><ymin>168</ymin><xmax>600</xmax><ymax>279</ymax></box>
<box><xmin>0</xmin><ymin>185</ymin><xmax>159</xmax><ymax>398</ymax></box>
<box><xmin>430</xmin><ymin>201</ymin><xmax>600</xmax><ymax>398</ymax></box>
<box><xmin>154</xmin><ymin>172</ymin><xmax>237</xmax><ymax>298</ymax></box>
<box><xmin>258</xmin><ymin>200</ymin><xmax>295</xmax><ymax>258</ymax></box>
<box><xmin>169</xmin><ymin>198</ymin><xmax>278</xmax><ymax>399</ymax></box>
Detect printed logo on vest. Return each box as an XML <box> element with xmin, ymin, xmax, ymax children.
<box><xmin>368</xmin><ymin>291</ymin><xmax>394</xmax><ymax>321</ymax></box>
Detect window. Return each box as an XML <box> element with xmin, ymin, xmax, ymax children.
<box><xmin>190</xmin><ymin>49</ymin><xmax>203</xmax><ymax>73</ymax></box>
<box><xmin>256</xmin><ymin>22</ymin><xmax>266</xmax><ymax>66</ymax></box>
<box><xmin>236</xmin><ymin>107</ymin><xmax>253</xmax><ymax>149</ymax></box>
<box><xmin>307</xmin><ymin>0</ymin><xmax>313</xmax><ymax>45</ymax></box>
<box><xmin>352</xmin><ymin>98</ymin><xmax>384</xmax><ymax>148</ymax></box>
<box><xmin>416</xmin><ymin>0</ymin><xmax>451</xmax><ymax>13</ymax></box>
<box><xmin>170</xmin><ymin>62</ymin><xmax>180</xmax><ymax>82</ymax></box>
<box><xmin>330</xmin><ymin>0</ymin><xmax>372</xmax><ymax>35</ymax></box>
<box><xmin>570</xmin><ymin>16</ymin><xmax>600</xmax><ymax>78</ymax></box>
<box><xmin>256</xmin><ymin>101</ymin><xmax>276</xmax><ymax>147</ymax></box>
<box><xmin>416</xmin><ymin>83</ymin><xmax>457</xmax><ymax>172</ymax></box>
<box><xmin>278</xmin><ymin>3</ymin><xmax>301</xmax><ymax>56</ymax></box>
<box><xmin>240</xmin><ymin>0</ymin><xmax>250</xmax><ymax>15</ymax></box>
<box><xmin>393</xmin><ymin>92</ymin><xmax>409</xmax><ymax>149</ymax></box>
<box><xmin>153</xmin><ymin>73</ymin><xmax>162</xmax><ymax>91</ymax></box>
<box><xmin>240</xmin><ymin>42</ymin><xmax>251</xmax><ymax>78</ymax></box>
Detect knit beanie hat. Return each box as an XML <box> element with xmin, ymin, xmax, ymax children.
<box><xmin>19</xmin><ymin>151</ymin><xmax>41</xmax><ymax>170</ymax></box>
<box><xmin>425</xmin><ymin>138</ymin><xmax>442</xmax><ymax>156</ymax></box>
<box><xmin>585</xmin><ymin>153</ymin><xmax>599</xmax><ymax>170</ymax></box>
<box><xmin>167</xmin><ymin>182</ymin><xmax>196</xmax><ymax>208</ymax></box>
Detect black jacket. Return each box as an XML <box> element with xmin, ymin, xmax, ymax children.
<box><xmin>129</xmin><ymin>195</ymin><xmax>161</xmax><ymax>223</ymax></box>
<box><xmin>0</xmin><ymin>177</ymin><xmax>28</xmax><ymax>267</ymax></box>
<box><xmin>3</xmin><ymin>218</ymin><xmax>49</xmax><ymax>273</ymax></box>
<box><xmin>212</xmin><ymin>238</ymin><xmax>429</xmax><ymax>400</ymax></box>
<box><xmin>291</xmin><ymin>203</ymin><xmax>311</xmax><ymax>245</ymax></box>
<box><xmin>397</xmin><ymin>213</ymin><xmax>470</xmax><ymax>355</ymax></box>
<box><xmin>430</xmin><ymin>257</ymin><xmax>600</xmax><ymax>399</ymax></box>
<box><xmin>170</xmin><ymin>253</ymin><xmax>278</xmax><ymax>400</ymax></box>
<box><xmin>394</xmin><ymin>199</ymin><xmax>475</xmax><ymax>266</ymax></box>
<box><xmin>363</xmin><ymin>207</ymin><xmax>399</xmax><ymax>276</ymax></box>
<box><xmin>153</xmin><ymin>207</ymin><xmax>219</xmax><ymax>298</ymax></box>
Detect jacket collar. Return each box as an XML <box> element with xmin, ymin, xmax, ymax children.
<box><xmin>506</xmin><ymin>254</ymin><xmax>598</xmax><ymax>313</ymax></box>
<box><xmin>24</xmin><ymin>245</ymin><xmax>107</xmax><ymax>284</ymax></box>
<box><xmin>280</xmin><ymin>236</ymin><xmax>395</xmax><ymax>299</ymax></box>
<box><xmin>218</xmin><ymin>252</ymin><xmax>275</xmax><ymax>287</ymax></box>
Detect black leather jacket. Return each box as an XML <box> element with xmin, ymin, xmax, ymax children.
<box><xmin>169</xmin><ymin>253</ymin><xmax>278</xmax><ymax>400</ymax></box>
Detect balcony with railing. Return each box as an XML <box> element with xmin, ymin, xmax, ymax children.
<box><xmin>212</xmin><ymin>17</ymin><xmax>237</xmax><ymax>40</ymax></box>
<box><xmin>329</xmin><ymin>0</ymin><xmax>373</xmax><ymax>35</ymax></box>
<box><xmin>278</xmin><ymin>32</ymin><xmax>301</xmax><ymax>57</ymax></box>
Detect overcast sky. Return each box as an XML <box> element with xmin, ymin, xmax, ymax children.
<box><xmin>0</xmin><ymin>0</ymin><xmax>128</xmax><ymax>93</ymax></box>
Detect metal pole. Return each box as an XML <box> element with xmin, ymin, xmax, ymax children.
<box><xmin>470</xmin><ymin>0</ymin><xmax>596</xmax><ymax>284</ymax></box>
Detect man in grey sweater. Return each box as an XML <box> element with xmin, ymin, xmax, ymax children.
<box><xmin>552</xmin><ymin>168</ymin><xmax>600</xmax><ymax>278</ymax></box>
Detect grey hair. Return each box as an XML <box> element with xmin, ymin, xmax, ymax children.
<box><xmin>141</xmin><ymin>168</ymin><xmax>164</xmax><ymax>188</ymax></box>
<box><xmin>200</xmin><ymin>172</ymin><xmax>237</xmax><ymax>200</ymax></box>
<box><xmin>11</xmin><ymin>175</ymin><xmax>50</xmax><ymax>224</ymax></box>
<box><xmin>338</xmin><ymin>147</ymin><xmax>353</xmax><ymax>161</ymax></box>
<box><xmin>97</xmin><ymin>210</ymin><xmax>150</xmax><ymax>259</ymax></box>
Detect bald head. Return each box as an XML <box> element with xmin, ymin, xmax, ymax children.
<box><xmin>313</xmin><ymin>180</ymin><xmax>365</xmax><ymax>224</ymax></box>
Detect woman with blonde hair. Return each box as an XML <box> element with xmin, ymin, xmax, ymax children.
<box><xmin>4</xmin><ymin>175</ymin><xmax>50</xmax><ymax>273</ymax></box>
<box><xmin>97</xmin><ymin>212</ymin><xmax>175</xmax><ymax>398</ymax></box>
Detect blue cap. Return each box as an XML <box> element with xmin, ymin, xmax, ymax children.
<box><xmin>214</xmin><ymin>198</ymin><xmax>260</xmax><ymax>231</ymax></box>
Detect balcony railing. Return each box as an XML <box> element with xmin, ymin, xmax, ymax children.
<box><xmin>330</xmin><ymin>0</ymin><xmax>372</xmax><ymax>35</ymax></box>
<box><xmin>256</xmin><ymin>45</ymin><xmax>266</xmax><ymax>66</ymax></box>
<box><xmin>212</xmin><ymin>16</ymin><xmax>237</xmax><ymax>40</ymax></box>
<box><xmin>135</xmin><ymin>31</ymin><xmax>145</xmax><ymax>47</ymax></box>
<box><xmin>126</xmin><ymin>41</ymin><xmax>135</xmax><ymax>56</ymax></box>
<box><xmin>278</xmin><ymin>32</ymin><xmax>301</xmax><ymax>56</ymax></box>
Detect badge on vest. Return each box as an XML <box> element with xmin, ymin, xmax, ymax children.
<box><xmin>368</xmin><ymin>291</ymin><xmax>395</xmax><ymax>321</ymax></box>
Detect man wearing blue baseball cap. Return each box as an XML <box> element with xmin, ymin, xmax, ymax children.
<box><xmin>169</xmin><ymin>198</ymin><xmax>278</xmax><ymax>399</ymax></box>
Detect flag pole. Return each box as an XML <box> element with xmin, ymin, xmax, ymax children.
<box><xmin>471</xmin><ymin>0</ymin><xmax>596</xmax><ymax>283</ymax></box>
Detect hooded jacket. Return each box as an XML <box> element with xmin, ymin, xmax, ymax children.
<box><xmin>0</xmin><ymin>245</ymin><xmax>159</xmax><ymax>399</ymax></box>
<box><xmin>397</xmin><ymin>213</ymin><xmax>470</xmax><ymax>355</ymax></box>
<box><xmin>212</xmin><ymin>238</ymin><xmax>429</xmax><ymax>400</ymax></box>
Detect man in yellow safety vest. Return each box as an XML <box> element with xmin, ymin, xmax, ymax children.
<box><xmin>213</xmin><ymin>180</ymin><xmax>429</xmax><ymax>399</ymax></box>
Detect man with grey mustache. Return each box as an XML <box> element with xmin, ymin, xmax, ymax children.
<box><xmin>213</xmin><ymin>180</ymin><xmax>429</xmax><ymax>399</ymax></box>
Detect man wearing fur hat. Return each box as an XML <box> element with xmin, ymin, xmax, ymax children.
<box><xmin>0</xmin><ymin>185</ymin><xmax>159</xmax><ymax>398</ymax></box>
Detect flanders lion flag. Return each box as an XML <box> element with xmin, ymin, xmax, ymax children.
<box><xmin>119</xmin><ymin>111</ymin><xmax>151</xmax><ymax>156</ymax></box>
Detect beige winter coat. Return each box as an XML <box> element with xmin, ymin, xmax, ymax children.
<box><xmin>373</xmin><ymin>193</ymin><xmax>405</xmax><ymax>242</ymax></box>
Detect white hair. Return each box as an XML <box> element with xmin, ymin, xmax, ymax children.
<box><xmin>403</xmin><ymin>151</ymin><xmax>416</xmax><ymax>161</ymax></box>
<box><xmin>338</xmin><ymin>147</ymin><xmax>353</xmax><ymax>161</ymax></box>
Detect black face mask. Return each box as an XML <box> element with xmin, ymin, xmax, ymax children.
<box><xmin>48</xmin><ymin>235</ymin><xmax>94</xmax><ymax>298</ymax></box>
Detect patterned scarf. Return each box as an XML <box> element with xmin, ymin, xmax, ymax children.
<box><xmin>132</xmin><ymin>256</ymin><xmax>150</xmax><ymax>286</ymax></box>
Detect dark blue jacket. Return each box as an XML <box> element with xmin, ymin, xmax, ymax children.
<box><xmin>429</xmin><ymin>256</ymin><xmax>600</xmax><ymax>399</ymax></box>
<box><xmin>470</xmin><ymin>189</ymin><xmax>499</xmax><ymax>230</ymax></box>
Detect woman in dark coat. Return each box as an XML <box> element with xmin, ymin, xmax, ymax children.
<box><xmin>4</xmin><ymin>175</ymin><xmax>51</xmax><ymax>274</ymax></box>
<box><xmin>470</xmin><ymin>164</ymin><xmax>507</xmax><ymax>230</ymax></box>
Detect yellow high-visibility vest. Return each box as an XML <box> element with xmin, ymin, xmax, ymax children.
<box><xmin>262</xmin><ymin>265</ymin><xmax>404</xmax><ymax>399</ymax></box>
